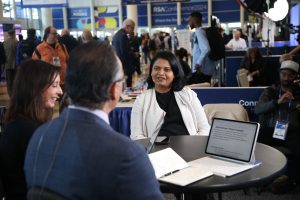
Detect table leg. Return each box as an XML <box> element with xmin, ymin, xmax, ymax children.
<box><xmin>218</xmin><ymin>192</ymin><xmax>222</xmax><ymax>200</ymax></box>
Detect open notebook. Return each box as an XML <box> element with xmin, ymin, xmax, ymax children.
<box><xmin>148</xmin><ymin>148</ymin><xmax>213</xmax><ymax>186</ymax></box>
<box><xmin>189</xmin><ymin>118</ymin><xmax>261</xmax><ymax>177</ymax></box>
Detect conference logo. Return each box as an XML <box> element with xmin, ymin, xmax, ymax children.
<box><xmin>238</xmin><ymin>100</ymin><xmax>258</xmax><ymax>107</ymax></box>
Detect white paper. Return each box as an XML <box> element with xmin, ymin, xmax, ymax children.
<box><xmin>159</xmin><ymin>166</ymin><xmax>213</xmax><ymax>186</ymax></box>
<box><xmin>148</xmin><ymin>148</ymin><xmax>189</xmax><ymax>178</ymax></box>
<box><xmin>189</xmin><ymin>156</ymin><xmax>261</xmax><ymax>177</ymax></box>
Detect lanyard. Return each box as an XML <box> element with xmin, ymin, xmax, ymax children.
<box><xmin>278</xmin><ymin>88</ymin><xmax>292</xmax><ymax>122</ymax></box>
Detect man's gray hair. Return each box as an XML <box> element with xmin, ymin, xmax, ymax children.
<box><xmin>122</xmin><ymin>19</ymin><xmax>135</xmax><ymax>29</ymax></box>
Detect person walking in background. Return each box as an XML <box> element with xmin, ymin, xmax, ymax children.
<box><xmin>32</xmin><ymin>26</ymin><xmax>69</xmax><ymax>85</ymax></box>
<box><xmin>141</xmin><ymin>33</ymin><xmax>151</xmax><ymax>64</ymax></box>
<box><xmin>24</xmin><ymin>41</ymin><xmax>164</xmax><ymax>200</ymax></box>
<box><xmin>16</xmin><ymin>28</ymin><xmax>40</xmax><ymax>65</ymax></box>
<box><xmin>0</xmin><ymin>59</ymin><xmax>62</xmax><ymax>200</ymax></box>
<box><xmin>112</xmin><ymin>19</ymin><xmax>137</xmax><ymax>88</ymax></box>
<box><xmin>189</xmin><ymin>11</ymin><xmax>216</xmax><ymax>83</ymax></box>
<box><xmin>128</xmin><ymin>32</ymin><xmax>141</xmax><ymax>75</ymax></box>
<box><xmin>3</xmin><ymin>29</ymin><xmax>18</xmax><ymax>97</ymax></box>
<box><xmin>81</xmin><ymin>29</ymin><xmax>93</xmax><ymax>44</ymax></box>
<box><xmin>59</xmin><ymin>29</ymin><xmax>78</xmax><ymax>53</ymax></box>
<box><xmin>175</xmin><ymin>48</ymin><xmax>191</xmax><ymax>81</ymax></box>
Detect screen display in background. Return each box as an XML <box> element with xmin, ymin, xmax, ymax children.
<box><xmin>206</xmin><ymin>118</ymin><xmax>258</xmax><ymax>162</ymax></box>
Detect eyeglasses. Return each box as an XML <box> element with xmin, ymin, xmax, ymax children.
<box><xmin>113</xmin><ymin>77</ymin><xmax>126</xmax><ymax>84</ymax></box>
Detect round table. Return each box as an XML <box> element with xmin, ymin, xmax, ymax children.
<box><xmin>152</xmin><ymin>136</ymin><xmax>287</xmax><ymax>194</ymax></box>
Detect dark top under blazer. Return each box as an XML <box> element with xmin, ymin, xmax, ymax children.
<box><xmin>24</xmin><ymin>108</ymin><xmax>164</xmax><ymax>200</ymax></box>
<box><xmin>0</xmin><ymin>117</ymin><xmax>40</xmax><ymax>200</ymax></box>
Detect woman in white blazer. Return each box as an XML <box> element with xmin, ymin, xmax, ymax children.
<box><xmin>130</xmin><ymin>51</ymin><xmax>210</xmax><ymax>140</ymax></box>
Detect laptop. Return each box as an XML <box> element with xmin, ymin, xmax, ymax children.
<box><xmin>189</xmin><ymin>117</ymin><xmax>261</xmax><ymax>177</ymax></box>
<box><xmin>134</xmin><ymin>131</ymin><xmax>160</xmax><ymax>154</ymax></box>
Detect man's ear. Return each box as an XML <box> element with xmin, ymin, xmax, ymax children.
<box><xmin>109</xmin><ymin>83</ymin><xmax>118</xmax><ymax>101</ymax></box>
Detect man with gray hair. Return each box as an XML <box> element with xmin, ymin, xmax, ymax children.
<box><xmin>112</xmin><ymin>18</ymin><xmax>137</xmax><ymax>87</ymax></box>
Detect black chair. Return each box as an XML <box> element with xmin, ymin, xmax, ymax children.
<box><xmin>27</xmin><ymin>187</ymin><xmax>67</xmax><ymax>200</ymax></box>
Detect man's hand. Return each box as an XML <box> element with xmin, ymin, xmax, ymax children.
<box><xmin>277</xmin><ymin>91</ymin><xmax>294</xmax><ymax>104</ymax></box>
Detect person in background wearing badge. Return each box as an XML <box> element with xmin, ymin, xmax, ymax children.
<box><xmin>255</xmin><ymin>60</ymin><xmax>300</xmax><ymax>193</ymax></box>
<box><xmin>32</xmin><ymin>26</ymin><xmax>69</xmax><ymax>86</ymax></box>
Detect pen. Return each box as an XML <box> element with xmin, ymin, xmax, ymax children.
<box><xmin>162</xmin><ymin>170</ymin><xmax>180</xmax><ymax>177</ymax></box>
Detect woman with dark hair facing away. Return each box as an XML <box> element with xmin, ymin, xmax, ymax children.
<box><xmin>175</xmin><ymin>47</ymin><xmax>192</xmax><ymax>79</ymax></box>
<box><xmin>130</xmin><ymin>51</ymin><xmax>210</xmax><ymax>140</ymax></box>
<box><xmin>0</xmin><ymin>59</ymin><xmax>63</xmax><ymax>200</ymax></box>
<box><xmin>240</xmin><ymin>47</ymin><xmax>267</xmax><ymax>86</ymax></box>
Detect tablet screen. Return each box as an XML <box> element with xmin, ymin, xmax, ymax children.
<box><xmin>206</xmin><ymin>118</ymin><xmax>259</xmax><ymax>163</ymax></box>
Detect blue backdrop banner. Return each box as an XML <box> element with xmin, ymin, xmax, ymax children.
<box><xmin>21</xmin><ymin>0</ymin><xmax>67</xmax><ymax>8</ymax></box>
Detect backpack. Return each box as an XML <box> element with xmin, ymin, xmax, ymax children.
<box><xmin>0</xmin><ymin>42</ymin><xmax>6</xmax><ymax>65</ymax></box>
<box><xmin>205</xmin><ymin>27</ymin><xmax>225</xmax><ymax>61</ymax></box>
<box><xmin>149</xmin><ymin>39</ymin><xmax>156</xmax><ymax>50</ymax></box>
<box><xmin>20</xmin><ymin>39</ymin><xmax>38</xmax><ymax>60</ymax></box>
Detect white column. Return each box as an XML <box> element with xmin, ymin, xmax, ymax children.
<box><xmin>0</xmin><ymin>1</ymin><xmax>3</xmax><ymax>19</ymax></box>
<box><xmin>126</xmin><ymin>4</ymin><xmax>138</xmax><ymax>32</ymax></box>
<box><xmin>10</xmin><ymin>0</ymin><xmax>16</xmax><ymax>19</ymax></box>
<box><xmin>208</xmin><ymin>0</ymin><xmax>212</xmax><ymax>26</ymax></box>
<box><xmin>63</xmin><ymin>7</ymin><xmax>68</xmax><ymax>29</ymax></box>
<box><xmin>240</xmin><ymin>5</ymin><xmax>244</xmax><ymax>28</ymax></box>
<box><xmin>28</xmin><ymin>8</ymin><xmax>33</xmax><ymax>28</ymax></box>
<box><xmin>90</xmin><ymin>0</ymin><xmax>96</xmax><ymax>35</ymax></box>
<box><xmin>41</xmin><ymin>8</ymin><xmax>53</xmax><ymax>30</ymax></box>
<box><xmin>30</xmin><ymin>8</ymin><xmax>34</xmax><ymax>28</ymax></box>
<box><xmin>177</xmin><ymin>2</ymin><xmax>181</xmax><ymax>26</ymax></box>
<box><xmin>118</xmin><ymin>0</ymin><xmax>123</xmax><ymax>29</ymax></box>
<box><xmin>147</xmin><ymin>3</ymin><xmax>152</xmax><ymax>31</ymax></box>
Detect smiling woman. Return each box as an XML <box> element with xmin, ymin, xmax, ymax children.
<box><xmin>130</xmin><ymin>51</ymin><xmax>210</xmax><ymax>140</ymax></box>
<box><xmin>0</xmin><ymin>59</ymin><xmax>62</xmax><ymax>200</ymax></box>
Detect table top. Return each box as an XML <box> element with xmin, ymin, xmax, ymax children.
<box><xmin>149</xmin><ymin>136</ymin><xmax>287</xmax><ymax>193</ymax></box>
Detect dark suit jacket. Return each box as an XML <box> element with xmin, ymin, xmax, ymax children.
<box><xmin>24</xmin><ymin>108</ymin><xmax>164</xmax><ymax>200</ymax></box>
<box><xmin>112</xmin><ymin>29</ymin><xmax>135</xmax><ymax>75</ymax></box>
<box><xmin>0</xmin><ymin>117</ymin><xmax>40</xmax><ymax>200</ymax></box>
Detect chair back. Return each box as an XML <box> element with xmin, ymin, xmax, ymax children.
<box><xmin>27</xmin><ymin>187</ymin><xmax>67</xmax><ymax>200</ymax></box>
<box><xmin>203</xmin><ymin>103</ymin><xmax>249</xmax><ymax>125</ymax></box>
<box><xmin>187</xmin><ymin>82</ymin><xmax>211</xmax><ymax>88</ymax></box>
<box><xmin>236</xmin><ymin>69</ymin><xmax>250</xmax><ymax>87</ymax></box>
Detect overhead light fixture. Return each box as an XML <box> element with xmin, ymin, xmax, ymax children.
<box><xmin>264</xmin><ymin>0</ymin><xmax>289</xmax><ymax>21</ymax></box>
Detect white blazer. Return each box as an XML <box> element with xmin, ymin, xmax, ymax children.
<box><xmin>130</xmin><ymin>87</ymin><xmax>210</xmax><ymax>140</ymax></box>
